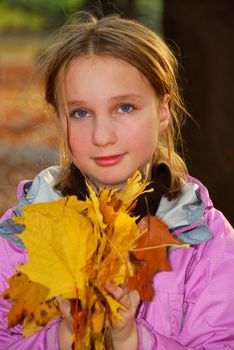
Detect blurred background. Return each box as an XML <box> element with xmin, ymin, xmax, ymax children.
<box><xmin>0</xmin><ymin>0</ymin><xmax>233</xmax><ymax>224</ymax></box>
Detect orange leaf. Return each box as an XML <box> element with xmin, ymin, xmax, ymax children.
<box><xmin>128</xmin><ymin>215</ymin><xmax>188</xmax><ymax>301</ymax></box>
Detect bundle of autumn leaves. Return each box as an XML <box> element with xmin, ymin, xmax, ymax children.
<box><xmin>1</xmin><ymin>170</ymin><xmax>187</xmax><ymax>349</ymax></box>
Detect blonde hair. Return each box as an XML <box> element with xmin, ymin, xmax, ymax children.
<box><xmin>42</xmin><ymin>12</ymin><xmax>188</xmax><ymax>198</ymax></box>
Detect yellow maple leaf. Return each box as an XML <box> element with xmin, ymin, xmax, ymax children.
<box><xmin>0</xmin><ymin>272</ymin><xmax>61</xmax><ymax>335</ymax></box>
<box><xmin>14</xmin><ymin>197</ymin><xmax>96</xmax><ymax>300</ymax></box>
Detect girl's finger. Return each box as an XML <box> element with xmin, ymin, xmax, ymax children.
<box><xmin>56</xmin><ymin>297</ymin><xmax>72</xmax><ymax>319</ymax></box>
<box><xmin>129</xmin><ymin>289</ymin><xmax>140</xmax><ymax>307</ymax></box>
<box><xmin>105</xmin><ymin>283</ymin><xmax>125</xmax><ymax>301</ymax></box>
<box><xmin>119</xmin><ymin>290</ymin><xmax>140</xmax><ymax>314</ymax></box>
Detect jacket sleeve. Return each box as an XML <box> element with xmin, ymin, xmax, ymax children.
<box><xmin>136</xmin><ymin>208</ymin><xmax>234</xmax><ymax>349</ymax></box>
<box><xmin>0</xmin><ymin>236</ymin><xmax>62</xmax><ymax>350</ymax></box>
<box><xmin>137</xmin><ymin>320</ymin><xmax>194</xmax><ymax>349</ymax></box>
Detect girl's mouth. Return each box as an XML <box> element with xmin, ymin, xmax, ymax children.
<box><xmin>93</xmin><ymin>154</ymin><xmax>125</xmax><ymax>167</ymax></box>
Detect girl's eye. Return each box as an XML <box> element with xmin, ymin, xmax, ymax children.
<box><xmin>72</xmin><ymin>109</ymin><xmax>90</xmax><ymax>119</ymax></box>
<box><xmin>117</xmin><ymin>104</ymin><xmax>134</xmax><ymax>113</ymax></box>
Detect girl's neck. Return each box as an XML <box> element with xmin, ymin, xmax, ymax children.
<box><xmin>86</xmin><ymin>162</ymin><xmax>153</xmax><ymax>194</ymax></box>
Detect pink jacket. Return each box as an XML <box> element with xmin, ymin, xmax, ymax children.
<box><xmin>0</xmin><ymin>167</ymin><xmax>234</xmax><ymax>349</ymax></box>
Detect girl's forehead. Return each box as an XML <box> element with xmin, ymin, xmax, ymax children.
<box><xmin>64</xmin><ymin>54</ymin><xmax>152</xmax><ymax>90</ymax></box>
<box><xmin>55</xmin><ymin>54</ymin><xmax>159</xmax><ymax>105</ymax></box>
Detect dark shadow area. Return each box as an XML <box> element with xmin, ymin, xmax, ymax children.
<box><xmin>163</xmin><ymin>0</ymin><xmax>234</xmax><ymax>225</ymax></box>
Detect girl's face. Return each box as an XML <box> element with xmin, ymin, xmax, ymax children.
<box><xmin>57</xmin><ymin>55</ymin><xmax>170</xmax><ymax>188</ymax></box>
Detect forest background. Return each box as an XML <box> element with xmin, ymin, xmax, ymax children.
<box><xmin>0</xmin><ymin>0</ymin><xmax>233</xmax><ymax>225</ymax></box>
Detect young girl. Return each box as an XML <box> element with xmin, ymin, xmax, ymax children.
<box><xmin>1</xmin><ymin>13</ymin><xmax>234</xmax><ymax>350</ymax></box>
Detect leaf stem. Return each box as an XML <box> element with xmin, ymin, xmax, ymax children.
<box><xmin>73</xmin><ymin>287</ymin><xmax>79</xmax><ymax>350</ymax></box>
<box><xmin>131</xmin><ymin>243</ymin><xmax>189</xmax><ymax>252</ymax></box>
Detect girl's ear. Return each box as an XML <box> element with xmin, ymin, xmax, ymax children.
<box><xmin>159</xmin><ymin>94</ymin><xmax>170</xmax><ymax>133</ymax></box>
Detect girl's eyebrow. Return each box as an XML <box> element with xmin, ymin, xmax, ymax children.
<box><xmin>68</xmin><ymin>94</ymin><xmax>141</xmax><ymax>106</ymax></box>
<box><xmin>110</xmin><ymin>94</ymin><xmax>141</xmax><ymax>101</ymax></box>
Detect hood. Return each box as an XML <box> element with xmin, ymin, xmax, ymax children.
<box><xmin>0</xmin><ymin>166</ymin><xmax>212</xmax><ymax>247</ymax></box>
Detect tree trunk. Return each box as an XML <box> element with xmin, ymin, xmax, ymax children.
<box><xmin>163</xmin><ymin>0</ymin><xmax>234</xmax><ymax>225</ymax></box>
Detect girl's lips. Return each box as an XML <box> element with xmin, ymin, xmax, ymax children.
<box><xmin>93</xmin><ymin>154</ymin><xmax>125</xmax><ymax>167</ymax></box>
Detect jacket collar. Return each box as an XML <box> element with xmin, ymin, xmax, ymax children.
<box><xmin>0</xmin><ymin>166</ymin><xmax>211</xmax><ymax>247</ymax></box>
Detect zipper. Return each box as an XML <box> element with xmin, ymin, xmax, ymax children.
<box><xmin>171</xmin><ymin>219</ymin><xmax>207</xmax><ymax>236</ymax></box>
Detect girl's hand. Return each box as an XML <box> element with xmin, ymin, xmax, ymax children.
<box><xmin>105</xmin><ymin>283</ymin><xmax>140</xmax><ymax>350</ymax></box>
<box><xmin>56</xmin><ymin>285</ymin><xmax>140</xmax><ymax>350</ymax></box>
<box><xmin>56</xmin><ymin>297</ymin><xmax>74</xmax><ymax>350</ymax></box>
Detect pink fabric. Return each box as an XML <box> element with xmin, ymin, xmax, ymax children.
<box><xmin>0</xmin><ymin>236</ymin><xmax>61</xmax><ymax>349</ymax></box>
<box><xmin>0</xmin><ymin>180</ymin><xmax>29</xmax><ymax>223</ymax></box>
<box><xmin>0</xmin><ymin>180</ymin><xmax>61</xmax><ymax>349</ymax></box>
<box><xmin>0</xmin><ymin>178</ymin><xmax>234</xmax><ymax>349</ymax></box>
<box><xmin>136</xmin><ymin>181</ymin><xmax>234</xmax><ymax>349</ymax></box>
<box><xmin>16</xmin><ymin>180</ymin><xmax>30</xmax><ymax>201</ymax></box>
<box><xmin>0</xmin><ymin>208</ymin><xmax>16</xmax><ymax>223</ymax></box>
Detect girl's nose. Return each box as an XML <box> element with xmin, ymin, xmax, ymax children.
<box><xmin>92</xmin><ymin>117</ymin><xmax>117</xmax><ymax>146</ymax></box>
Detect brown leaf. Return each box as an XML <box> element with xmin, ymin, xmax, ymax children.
<box><xmin>128</xmin><ymin>215</ymin><xmax>187</xmax><ymax>301</ymax></box>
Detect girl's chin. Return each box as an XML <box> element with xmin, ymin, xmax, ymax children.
<box><xmin>87</xmin><ymin>163</ymin><xmax>152</xmax><ymax>190</ymax></box>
